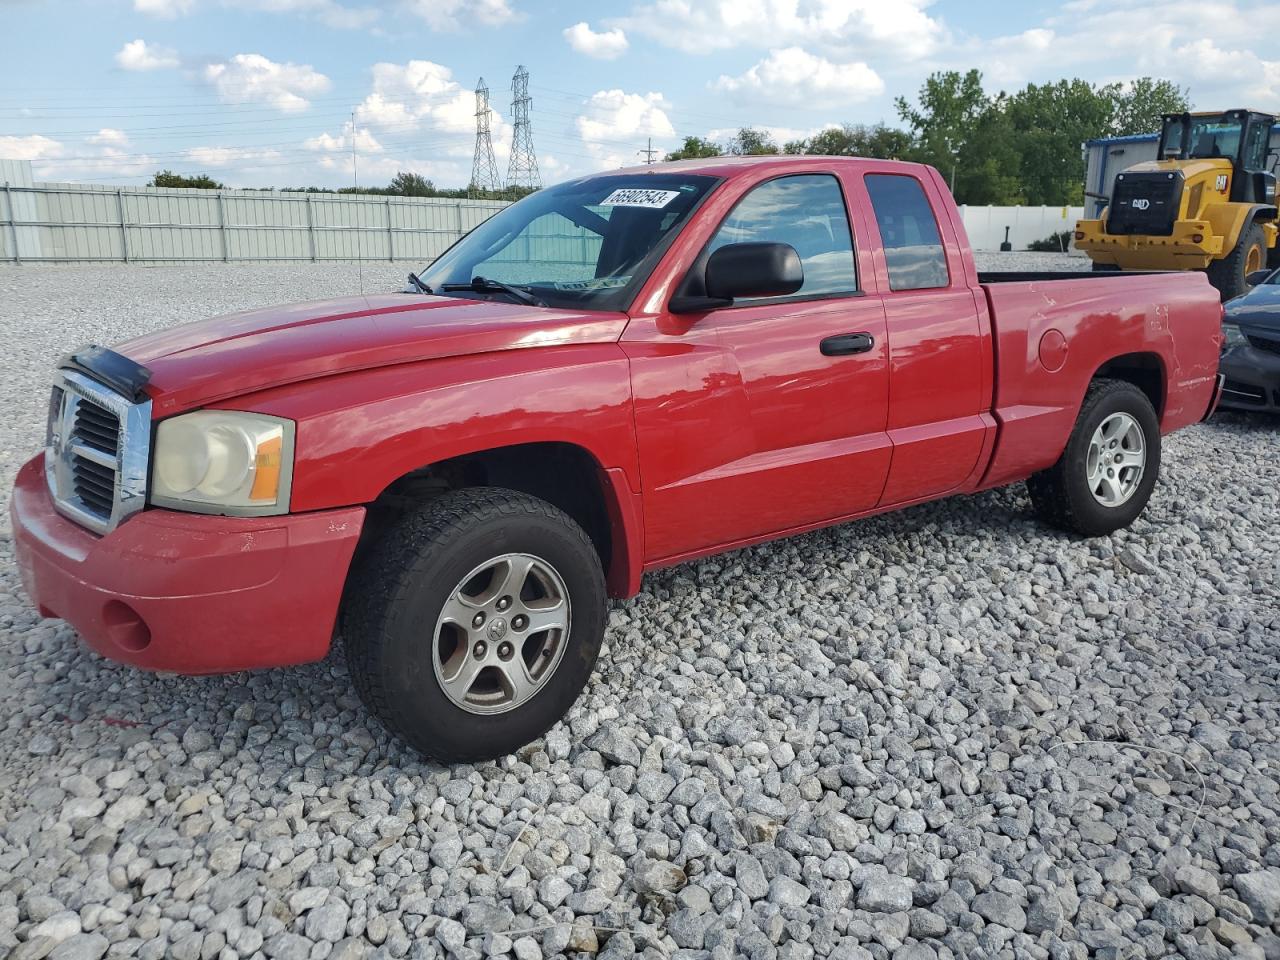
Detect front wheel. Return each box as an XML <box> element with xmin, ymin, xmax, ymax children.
<box><xmin>1208</xmin><ymin>220</ymin><xmax>1265</xmax><ymax>301</ymax></box>
<box><xmin>1027</xmin><ymin>379</ymin><xmax>1161</xmax><ymax>537</ymax></box>
<box><xmin>342</xmin><ymin>487</ymin><xmax>606</xmax><ymax>762</ymax></box>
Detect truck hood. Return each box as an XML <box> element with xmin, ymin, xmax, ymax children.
<box><xmin>1226</xmin><ymin>282</ymin><xmax>1280</xmax><ymax>332</ymax></box>
<box><xmin>117</xmin><ymin>293</ymin><xmax>629</xmax><ymax>413</ymax></box>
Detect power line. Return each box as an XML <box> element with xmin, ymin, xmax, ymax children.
<box><xmin>505</xmin><ymin>65</ymin><xmax>540</xmax><ymax>189</ymax></box>
<box><xmin>470</xmin><ymin>77</ymin><xmax>502</xmax><ymax>193</ymax></box>
<box><xmin>638</xmin><ymin>138</ymin><xmax>660</xmax><ymax>164</ymax></box>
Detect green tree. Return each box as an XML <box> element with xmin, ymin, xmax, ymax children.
<box><xmin>895</xmin><ymin>69</ymin><xmax>989</xmax><ymax>167</ymax></box>
<box><xmin>1004</xmin><ymin>79</ymin><xmax>1115</xmax><ymax>204</ymax></box>
<box><xmin>729</xmin><ymin>127</ymin><xmax>779</xmax><ymax>155</ymax></box>
<box><xmin>782</xmin><ymin>123</ymin><xmax>912</xmax><ymax>159</ymax></box>
<box><xmin>1103</xmin><ymin>77</ymin><xmax>1191</xmax><ymax>136</ymax></box>
<box><xmin>895</xmin><ymin>70</ymin><xmax>1022</xmax><ymax>204</ymax></box>
<box><xmin>150</xmin><ymin>170</ymin><xmax>225</xmax><ymax>189</ymax></box>
<box><xmin>665</xmin><ymin>136</ymin><xmax>724</xmax><ymax>161</ymax></box>
<box><xmin>388</xmin><ymin>171</ymin><xmax>436</xmax><ymax>196</ymax></box>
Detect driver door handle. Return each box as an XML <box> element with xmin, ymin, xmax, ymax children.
<box><xmin>820</xmin><ymin>332</ymin><xmax>875</xmax><ymax>356</ymax></box>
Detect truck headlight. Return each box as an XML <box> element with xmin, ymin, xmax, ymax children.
<box><xmin>151</xmin><ymin>411</ymin><xmax>294</xmax><ymax>515</ymax></box>
<box><xmin>1222</xmin><ymin>323</ymin><xmax>1248</xmax><ymax>349</ymax></box>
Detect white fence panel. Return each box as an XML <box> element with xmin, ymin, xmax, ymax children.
<box><xmin>2</xmin><ymin>184</ymin><xmax>1094</xmax><ymax>264</ymax></box>
<box><xmin>0</xmin><ymin>182</ymin><xmax>514</xmax><ymax>264</ymax></box>
<box><xmin>959</xmin><ymin>204</ymin><xmax>1086</xmax><ymax>253</ymax></box>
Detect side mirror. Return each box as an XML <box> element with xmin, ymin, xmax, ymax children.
<box><xmin>704</xmin><ymin>242</ymin><xmax>804</xmax><ymax>301</ymax></box>
<box><xmin>1246</xmin><ymin>268</ymin><xmax>1274</xmax><ymax>287</ymax></box>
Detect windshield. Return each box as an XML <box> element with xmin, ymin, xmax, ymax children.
<box><xmin>1185</xmin><ymin>116</ymin><xmax>1243</xmax><ymax>160</ymax></box>
<box><xmin>419</xmin><ymin>173</ymin><xmax>720</xmax><ymax>311</ymax></box>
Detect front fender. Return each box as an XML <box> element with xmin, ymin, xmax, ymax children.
<box><xmin>1205</xmin><ymin>203</ymin><xmax>1277</xmax><ymax>251</ymax></box>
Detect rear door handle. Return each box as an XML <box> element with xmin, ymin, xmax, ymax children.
<box><xmin>820</xmin><ymin>332</ymin><xmax>875</xmax><ymax>356</ymax></box>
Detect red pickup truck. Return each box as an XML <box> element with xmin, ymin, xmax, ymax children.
<box><xmin>12</xmin><ymin>157</ymin><xmax>1223</xmax><ymax>761</ymax></box>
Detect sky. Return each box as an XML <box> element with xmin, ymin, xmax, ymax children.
<box><xmin>3</xmin><ymin>0</ymin><xmax>1280</xmax><ymax>190</ymax></box>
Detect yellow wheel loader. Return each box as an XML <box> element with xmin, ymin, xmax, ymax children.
<box><xmin>1076</xmin><ymin>109</ymin><xmax>1279</xmax><ymax>300</ymax></box>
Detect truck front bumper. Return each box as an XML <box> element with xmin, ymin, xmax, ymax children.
<box><xmin>10</xmin><ymin>454</ymin><xmax>365</xmax><ymax>674</ymax></box>
<box><xmin>1075</xmin><ymin>218</ymin><xmax>1223</xmax><ymax>269</ymax></box>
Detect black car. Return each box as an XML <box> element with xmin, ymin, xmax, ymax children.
<box><xmin>1220</xmin><ymin>268</ymin><xmax>1280</xmax><ymax>413</ymax></box>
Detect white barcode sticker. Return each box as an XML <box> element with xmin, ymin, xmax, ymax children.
<box><xmin>600</xmin><ymin>188</ymin><xmax>680</xmax><ymax>209</ymax></box>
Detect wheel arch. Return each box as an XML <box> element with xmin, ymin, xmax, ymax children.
<box><xmin>349</xmin><ymin>440</ymin><xmax>643</xmax><ymax>599</ymax></box>
<box><xmin>1090</xmin><ymin>351</ymin><xmax>1167</xmax><ymax>420</ymax></box>
<box><xmin>1207</xmin><ymin>202</ymin><xmax>1273</xmax><ymax>254</ymax></box>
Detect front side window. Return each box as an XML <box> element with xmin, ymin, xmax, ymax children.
<box><xmin>864</xmin><ymin>174</ymin><xmax>949</xmax><ymax>291</ymax></box>
<box><xmin>420</xmin><ymin>174</ymin><xmax>718</xmax><ymax>311</ymax></box>
<box><xmin>1160</xmin><ymin>117</ymin><xmax>1188</xmax><ymax>158</ymax></box>
<box><xmin>708</xmin><ymin>174</ymin><xmax>857</xmax><ymax>299</ymax></box>
<box><xmin>1242</xmin><ymin>119</ymin><xmax>1270</xmax><ymax>171</ymax></box>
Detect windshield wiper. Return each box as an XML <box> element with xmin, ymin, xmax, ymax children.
<box><xmin>406</xmin><ymin>271</ymin><xmax>433</xmax><ymax>294</ymax></box>
<box><xmin>441</xmin><ymin>275</ymin><xmax>548</xmax><ymax>307</ymax></box>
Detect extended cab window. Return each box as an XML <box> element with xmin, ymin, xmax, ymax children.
<box><xmin>419</xmin><ymin>174</ymin><xmax>717</xmax><ymax>311</ymax></box>
<box><xmin>865</xmin><ymin>174</ymin><xmax>949</xmax><ymax>291</ymax></box>
<box><xmin>708</xmin><ymin>174</ymin><xmax>857</xmax><ymax>299</ymax></box>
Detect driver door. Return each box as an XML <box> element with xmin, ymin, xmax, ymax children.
<box><xmin>623</xmin><ymin>172</ymin><xmax>892</xmax><ymax>563</ymax></box>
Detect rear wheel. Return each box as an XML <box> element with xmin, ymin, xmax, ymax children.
<box><xmin>1027</xmin><ymin>379</ymin><xmax>1161</xmax><ymax>537</ymax></box>
<box><xmin>1208</xmin><ymin>220</ymin><xmax>1265</xmax><ymax>301</ymax></box>
<box><xmin>342</xmin><ymin>487</ymin><xmax>606</xmax><ymax>762</ymax></box>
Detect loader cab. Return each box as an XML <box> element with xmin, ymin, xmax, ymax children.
<box><xmin>1158</xmin><ymin>109</ymin><xmax>1277</xmax><ymax>204</ymax></box>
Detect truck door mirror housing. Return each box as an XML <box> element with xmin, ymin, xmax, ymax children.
<box><xmin>669</xmin><ymin>241</ymin><xmax>805</xmax><ymax>314</ymax></box>
<box><xmin>705</xmin><ymin>242</ymin><xmax>804</xmax><ymax>302</ymax></box>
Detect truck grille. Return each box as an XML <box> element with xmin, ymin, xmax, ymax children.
<box><xmin>1105</xmin><ymin>172</ymin><xmax>1182</xmax><ymax>237</ymax></box>
<box><xmin>45</xmin><ymin>370</ymin><xmax>152</xmax><ymax>535</ymax></box>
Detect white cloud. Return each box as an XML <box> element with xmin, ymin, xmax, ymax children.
<box><xmin>115</xmin><ymin>39</ymin><xmax>180</xmax><ymax>72</ymax></box>
<box><xmin>401</xmin><ymin>0</ymin><xmax>518</xmax><ymax>31</ymax></box>
<box><xmin>354</xmin><ymin>60</ymin><xmax>509</xmax><ymax>155</ymax></box>
<box><xmin>133</xmin><ymin>0</ymin><xmax>377</xmax><ymax>28</ymax></box>
<box><xmin>203</xmin><ymin>54</ymin><xmax>331</xmax><ymax>112</ymax></box>
<box><xmin>713</xmin><ymin>47</ymin><xmax>882</xmax><ymax>106</ymax></box>
<box><xmin>303</xmin><ymin>121</ymin><xmax>384</xmax><ymax>154</ymax></box>
<box><xmin>956</xmin><ymin>1</ymin><xmax>1280</xmax><ymax>101</ymax></box>
<box><xmin>11</xmin><ymin>135</ymin><xmax>159</xmax><ymax>182</ymax></box>
<box><xmin>0</xmin><ymin>134</ymin><xmax>63</xmax><ymax>161</ymax></box>
<box><xmin>575</xmin><ymin>90</ymin><xmax>674</xmax><ymax>168</ymax></box>
<box><xmin>183</xmin><ymin>145</ymin><xmax>286</xmax><ymax>167</ymax></box>
<box><xmin>133</xmin><ymin>0</ymin><xmax>194</xmax><ymax>16</ymax></box>
<box><xmin>563</xmin><ymin>22</ymin><xmax>629</xmax><ymax>59</ymax></box>
<box><xmin>233</xmin><ymin>0</ymin><xmax>378</xmax><ymax>29</ymax></box>
<box><xmin>619</xmin><ymin>0</ymin><xmax>944</xmax><ymax>60</ymax></box>
<box><xmin>89</xmin><ymin>128</ymin><xmax>130</xmax><ymax>146</ymax></box>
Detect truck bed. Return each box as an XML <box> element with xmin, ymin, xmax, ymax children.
<box><xmin>974</xmin><ymin>269</ymin><xmax>1222</xmax><ymax>490</ymax></box>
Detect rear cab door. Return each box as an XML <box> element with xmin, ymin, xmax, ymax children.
<box><xmin>854</xmin><ymin>162</ymin><xmax>996</xmax><ymax>505</ymax></box>
<box><xmin>621</xmin><ymin>162</ymin><xmax>893</xmax><ymax>564</ymax></box>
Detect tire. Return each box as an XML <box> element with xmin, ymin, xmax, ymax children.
<box><xmin>342</xmin><ymin>487</ymin><xmax>606</xmax><ymax>762</ymax></box>
<box><xmin>1027</xmin><ymin>379</ymin><xmax>1161</xmax><ymax>537</ymax></box>
<box><xmin>1208</xmin><ymin>220</ymin><xmax>1265</xmax><ymax>301</ymax></box>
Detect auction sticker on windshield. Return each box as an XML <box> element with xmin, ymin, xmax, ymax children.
<box><xmin>600</xmin><ymin>188</ymin><xmax>681</xmax><ymax>208</ymax></box>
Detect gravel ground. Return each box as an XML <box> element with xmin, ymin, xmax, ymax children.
<box><xmin>1</xmin><ymin>256</ymin><xmax>1278</xmax><ymax>960</ymax></box>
